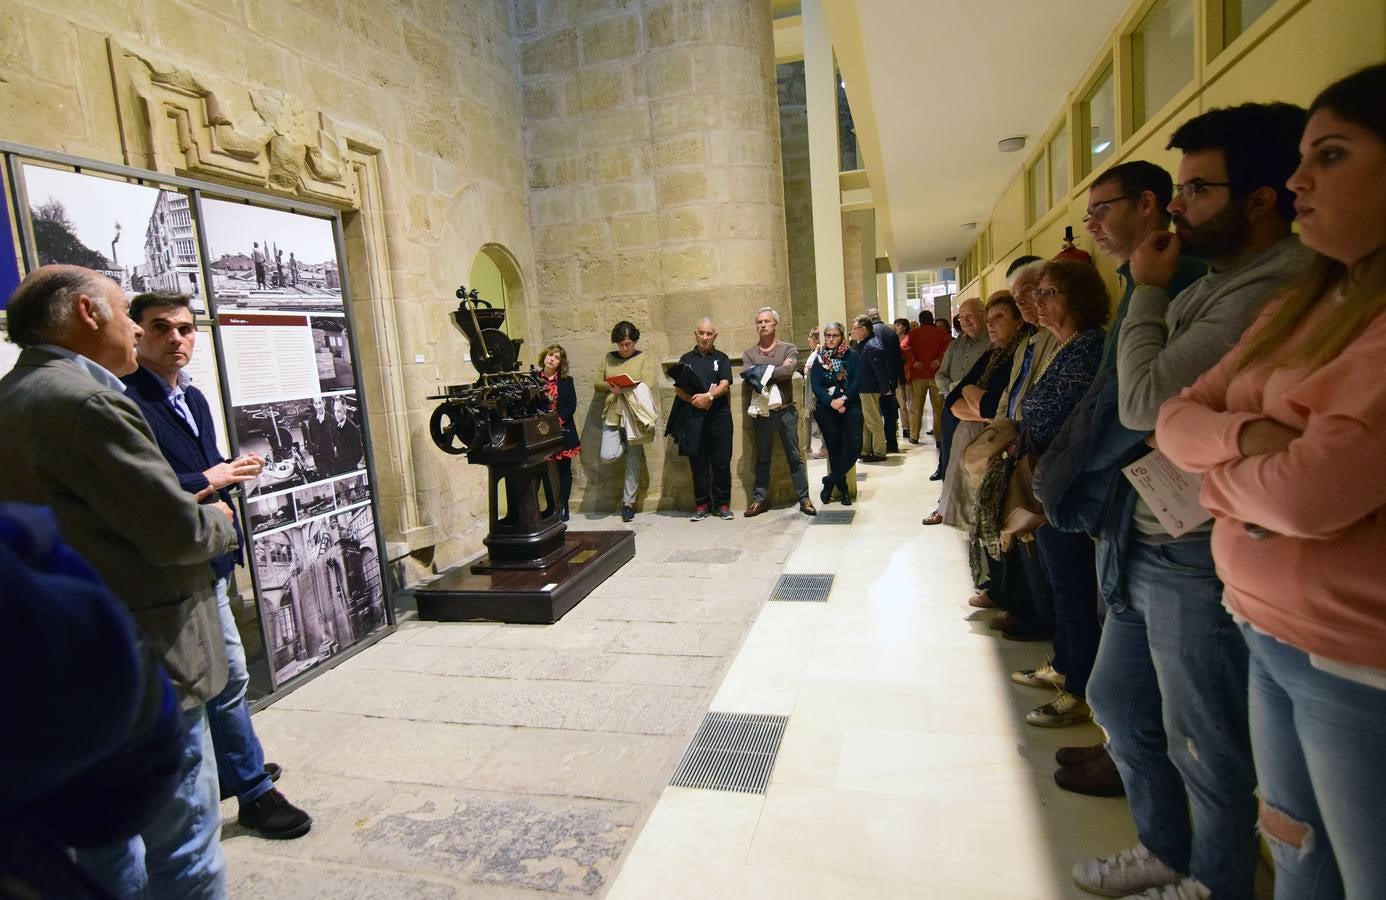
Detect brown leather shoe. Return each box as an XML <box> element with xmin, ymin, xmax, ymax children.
<box><xmin>988</xmin><ymin>611</ymin><xmax>1016</xmax><ymax>631</ymax></box>
<box><xmin>744</xmin><ymin>500</ymin><xmax>769</xmax><ymax>518</ymax></box>
<box><xmin>799</xmin><ymin>499</ymin><xmax>817</xmax><ymax>516</ymax></box>
<box><xmin>921</xmin><ymin>511</ymin><xmax>943</xmax><ymax>526</ymax></box>
<box><xmin>1056</xmin><ymin>742</ymin><xmax>1108</xmax><ymax>768</ymax></box>
<box><xmin>968</xmin><ymin>590</ymin><xmax>995</xmax><ymax>609</ymax></box>
<box><xmin>1054</xmin><ymin>746</ymin><xmax>1126</xmax><ymax>797</ymax></box>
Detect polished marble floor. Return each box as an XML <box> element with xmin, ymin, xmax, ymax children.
<box><xmin>607</xmin><ymin>442</ymin><xmax>1136</xmax><ymax>900</ymax></box>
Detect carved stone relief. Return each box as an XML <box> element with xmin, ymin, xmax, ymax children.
<box><xmin>108</xmin><ymin>38</ymin><xmax>357</xmax><ymax>208</ymax></box>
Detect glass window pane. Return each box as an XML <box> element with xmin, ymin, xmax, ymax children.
<box><xmin>1223</xmin><ymin>0</ymin><xmax>1276</xmax><ymax>44</ymax></box>
<box><xmin>1083</xmin><ymin>64</ymin><xmax>1116</xmax><ymax>176</ymax></box>
<box><xmin>1050</xmin><ymin>124</ymin><xmax>1069</xmax><ymax>202</ymax></box>
<box><xmin>1135</xmin><ymin>0</ymin><xmax>1195</xmax><ymax>126</ymax></box>
<box><xmin>1028</xmin><ymin>149</ymin><xmax>1049</xmax><ymax>223</ymax></box>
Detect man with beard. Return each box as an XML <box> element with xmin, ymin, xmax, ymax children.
<box><xmin>1069</xmin><ymin>104</ymin><xmax>1312</xmax><ymax>900</ymax></box>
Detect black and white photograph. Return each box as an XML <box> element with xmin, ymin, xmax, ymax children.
<box><xmin>234</xmin><ymin>398</ymin><xmax>314</xmax><ymax>496</ymax></box>
<box><xmin>21</xmin><ymin>165</ymin><xmax>205</xmax><ymax>309</ymax></box>
<box><xmin>247</xmin><ymin>492</ymin><xmax>296</xmax><ymax>535</ymax></box>
<box><xmin>311</xmin><ymin>315</ymin><xmax>355</xmax><ymax>392</ymax></box>
<box><xmin>234</xmin><ymin>393</ymin><xmax>366</xmax><ymax>496</ymax></box>
<box><xmin>292</xmin><ymin>480</ymin><xmax>336</xmax><ymax>518</ymax></box>
<box><xmin>252</xmin><ymin>504</ymin><xmax>386</xmax><ymax>688</ymax></box>
<box><xmin>333</xmin><ymin>473</ymin><xmax>371</xmax><ymax>508</ymax></box>
<box><xmin>201</xmin><ymin>197</ymin><xmax>342</xmax><ymax>312</ymax></box>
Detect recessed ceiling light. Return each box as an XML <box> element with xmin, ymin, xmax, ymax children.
<box><xmin>997</xmin><ymin>136</ymin><xmax>1026</xmax><ymax>153</ymax></box>
<box><xmin>945</xmin><ymin>256</ymin><xmax>958</xmax><ymax>263</ymax></box>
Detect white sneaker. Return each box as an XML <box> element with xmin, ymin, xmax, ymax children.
<box><xmin>1121</xmin><ymin>877</ymin><xmax>1211</xmax><ymax>900</ymax></box>
<box><xmin>1072</xmin><ymin>845</ymin><xmax>1183</xmax><ymax>897</ymax></box>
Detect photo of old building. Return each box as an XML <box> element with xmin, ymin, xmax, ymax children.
<box><xmin>253</xmin><ymin>505</ymin><xmax>384</xmax><ymax>687</ymax></box>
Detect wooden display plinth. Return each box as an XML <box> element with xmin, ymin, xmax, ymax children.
<box><xmin>414</xmin><ymin>530</ymin><xmax>635</xmax><ymax>624</ymax></box>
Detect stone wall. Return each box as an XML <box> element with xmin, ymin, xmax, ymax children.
<box><xmin>514</xmin><ymin>0</ymin><xmax>792</xmax><ymax>513</ymax></box>
<box><xmin>0</xmin><ymin>0</ymin><xmax>536</xmax><ymax>579</ymax></box>
<box><xmin>1</xmin><ymin>0</ymin><xmax>794</xmax><ymax>568</ymax></box>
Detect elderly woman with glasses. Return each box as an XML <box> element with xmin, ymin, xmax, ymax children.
<box><xmin>1011</xmin><ymin>259</ymin><xmax>1111</xmax><ymax>729</ymax></box>
<box><xmin>809</xmin><ymin>322</ymin><xmax>862</xmax><ymax>505</ymax></box>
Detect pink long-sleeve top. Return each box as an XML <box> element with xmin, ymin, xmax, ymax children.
<box><xmin>1156</xmin><ymin>297</ymin><xmax>1386</xmax><ymax>670</ymax></box>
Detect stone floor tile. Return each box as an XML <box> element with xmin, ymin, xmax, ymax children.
<box><xmin>607</xmin><ymin>620</ymin><xmax>746</xmax><ymax>657</ymax></box>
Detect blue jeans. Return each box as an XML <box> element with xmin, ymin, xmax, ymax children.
<box><xmin>207</xmin><ymin>577</ymin><xmax>272</xmax><ymax>805</ymax></box>
<box><xmin>1243</xmin><ymin>625</ymin><xmax>1386</xmax><ymax>899</ymax></box>
<box><xmin>1088</xmin><ymin>539</ymin><xmax>1258</xmax><ymax>899</ymax></box>
<box><xmin>75</xmin><ymin>707</ymin><xmax>226</xmax><ymax>899</ymax></box>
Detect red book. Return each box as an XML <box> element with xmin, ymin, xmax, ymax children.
<box><xmin>605</xmin><ymin>373</ymin><xmax>639</xmax><ymax>389</ymax></box>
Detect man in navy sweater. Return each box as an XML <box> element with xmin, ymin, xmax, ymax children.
<box><xmin>124</xmin><ymin>292</ymin><xmax>311</xmax><ymax>841</ymax></box>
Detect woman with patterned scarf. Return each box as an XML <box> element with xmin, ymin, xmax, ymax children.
<box><xmin>927</xmin><ymin>293</ymin><xmax>1028</xmax><ymax>530</ymax></box>
<box><xmin>809</xmin><ymin>321</ymin><xmax>863</xmax><ymax>505</ymax></box>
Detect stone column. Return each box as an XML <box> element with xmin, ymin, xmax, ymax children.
<box><xmin>801</xmin><ymin>0</ymin><xmax>847</xmax><ymax>329</ymax></box>
<box><xmin>517</xmin><ymin>0</ymin><xmax>791</xmax><ymax>511</ymax></box>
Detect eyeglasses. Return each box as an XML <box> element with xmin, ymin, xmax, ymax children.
<box><xmin>1172</xmin><ymin>180</ymin><xmax>1234</xmax><ymax>202</ymax></box>
<box><xmin>1035</xmin><ymin>288</ymin><xmax>1065</xmax><ymax>301</ymax></box>
<box><xmin>1081</xmin><ymin>193</ymin><xmax>1138</xmax><ymax>223</ymax></box>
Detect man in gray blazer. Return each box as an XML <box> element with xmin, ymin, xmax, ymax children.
<box><xmin>0</xmin><ymin>265</ymin><xmax>238</xmax><ymax>899</ymax></box>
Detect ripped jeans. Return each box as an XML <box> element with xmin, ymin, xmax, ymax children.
<box><xmin>1243</xmin><ymin>624</ymin><xmax>1386</xmax><ymax>899</ymax></box>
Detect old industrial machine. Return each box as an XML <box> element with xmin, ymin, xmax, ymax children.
<box><xmin>416</xmin><ymin>286</ymin><xmax>633</xmax><ymax>623</ymax></box>
<box><xmin>426</xmin><ymin>286</ymin><xmax>569</xmax><ymax>568</ymax></box>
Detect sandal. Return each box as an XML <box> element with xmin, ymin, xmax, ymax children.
<box><xmin>921</xmin><ymin>511</ymin><xmax>943</xmax><ymax>526</ymax></box>
<box><xmin>968</xmin><ymin>590</ymin><xmax>995</xmax><ymax>609</ymax></box>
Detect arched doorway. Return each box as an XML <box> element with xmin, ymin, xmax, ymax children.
<box><xmin>467</xmin><ymin>243</ymin><xmax>530</xmax><ymax>356</ymax></box>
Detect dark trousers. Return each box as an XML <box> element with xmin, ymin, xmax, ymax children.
<box><xmin>815</xmin><ymin>404</ymin><xmax>862</xmax><ymax>497</ymax></box>
<box><xmin>690</xmin><ymin>413</ymin><xmax>733</xmax><ymax>508</ymax></box>
<box><xmin>554</xmin><ymin>457</ymin><xmax>573</xmax><ymax>511</ymax></box>
<box><xmin>1036</xmin><ymin>524</ymin><xmax>1101</xmax><ymax>698</ymax></box>
<box><xmin>934</xmin><ymin>409</ymin><xmax>959</xmax><ymax>477</ymax></box>
<box><xmin>881</xmin><ymin>393</ymin><xmax>899</xmax><ymax>451</ymax></box>
<box><xmin>992</xmin><ymin>540</ymin><xmax>1054</xmax><ymax>631</ymax></box>
<box><xmin>752</xmin><ymin>406</ymin><xmax>809</xmax><ymax>502</ymax></box>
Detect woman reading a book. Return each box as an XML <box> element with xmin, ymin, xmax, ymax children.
<box><xmin>594</xmin><ymin>321</ymin><xmax>659</xmax><ymax>522</ymax></box>
<box><xmin>537</xmin><ymin>344</ymin><xmax>580</xmax><ymax>521</ymax></box>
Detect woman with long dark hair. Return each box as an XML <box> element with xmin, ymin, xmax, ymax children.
<box><xmin>1158</xmin><ymin>64</ymin><xmax>1386</xmax><ymax>897</ymax></box>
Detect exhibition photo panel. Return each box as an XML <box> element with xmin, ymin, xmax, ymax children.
<box><xmin>199</xmin><ymin>196</ymin><xmax>342</xmax><ymax>312</ymax></box>
<box><xmin>19</xmin><ymin>164</ymin><xmax>207</xmax><ymax>310</ymax></box>
<box><xmin>201</xmin><ymin>195</ymin><xmax>387</xmax><ymax>690</ymax></box>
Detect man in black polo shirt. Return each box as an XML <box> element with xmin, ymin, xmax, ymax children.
<box><xmin>673</xmin><ymin>318</ymin><xmax>734</xmax><ymax>520</ymax></box>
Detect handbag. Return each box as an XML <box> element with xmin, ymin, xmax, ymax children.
<box><xmin>999</xmin><ymin>452</ymin><xmax>1046</xmax><ymax>552</ymax></box>
<box><xmin>599</xmin><ymin>424</ymin><xmax>625</xmax><ymax>461</ymax></box>
<box><xmin>962</xmin><ymin>417</ymin><xmax>1018</xmax><ymax>483</ymax></box>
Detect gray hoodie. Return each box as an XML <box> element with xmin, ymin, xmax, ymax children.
<box><xmin>1119</xmin><ymin>234</ymin><xmax>1312</xmax><ymax>537</ymax></box>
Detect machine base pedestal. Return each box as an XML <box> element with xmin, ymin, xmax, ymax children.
<box><xmin>414</xmin><ymin>530</ymin><xmax>635</xmax><ymax>624</ymax></box>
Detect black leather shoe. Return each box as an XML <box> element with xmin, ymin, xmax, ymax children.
<box><xmin>266</xmin><ymin>762</ymin><xmax>282</xmax><ymax>783</ymax></box>
<box><xmin>840</xmin><ymin>492</ymin><xmax>852</xmax><ymax>506</ymax></box>
<box><xmin>928</xmin><ymin>471</ymin><xmax>943</xmax><ymax>481</ymax></box>
<box><xmin>819</xmin><ymin>484</ymin><xmax>833</xmax><ymax>505</ymax></box>
<box><xmin>1055</xmin><ymin>747</ymin><xmax>1126</xmax><ymax>797</ymax></box>
<box><xmin>238</xmin><ymin>788</ymin><xmax>312</xmax><ymax>840</ymax></box>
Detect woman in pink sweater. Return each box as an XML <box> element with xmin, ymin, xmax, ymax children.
<box><xmin>1157</xmin><ymin>64</ymin><xmax>1386</xmax><ymax>899</ymax></box>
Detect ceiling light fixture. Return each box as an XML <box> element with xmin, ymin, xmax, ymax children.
<box><xmin>1093</xmin><ymin>140</ymin><xmax>1112</xmax><ymax>154</ymax></box>
<box><xmin>960</xmin><ymin>222</ymin><xmax>977</xmax><ymax>230</ymax></box>
<box><xmin>997</xmin><ymin>136</ymin><xmax>1026</xmax><ymax>153</ymax></box>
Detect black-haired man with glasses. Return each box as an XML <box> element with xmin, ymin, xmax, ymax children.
<box><xmin>1062</xmin><ymin>104</ymin><xmax>1313</xmax><ymax>900</ymax></box>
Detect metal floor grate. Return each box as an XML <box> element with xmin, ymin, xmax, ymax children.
<box><xmin>669</xmin><ymin>711</ymin><xmax>789</xmax><ymax>794</ymax></box>
<box><xmin>815</xmin><ymin>510</ymin><xmax>856</xmax><ymax>525</ymax></box>
<box><xmin>769</xmin><ymin>573</ymin><xmax>833</xmax><ymax>602</ymax></box>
